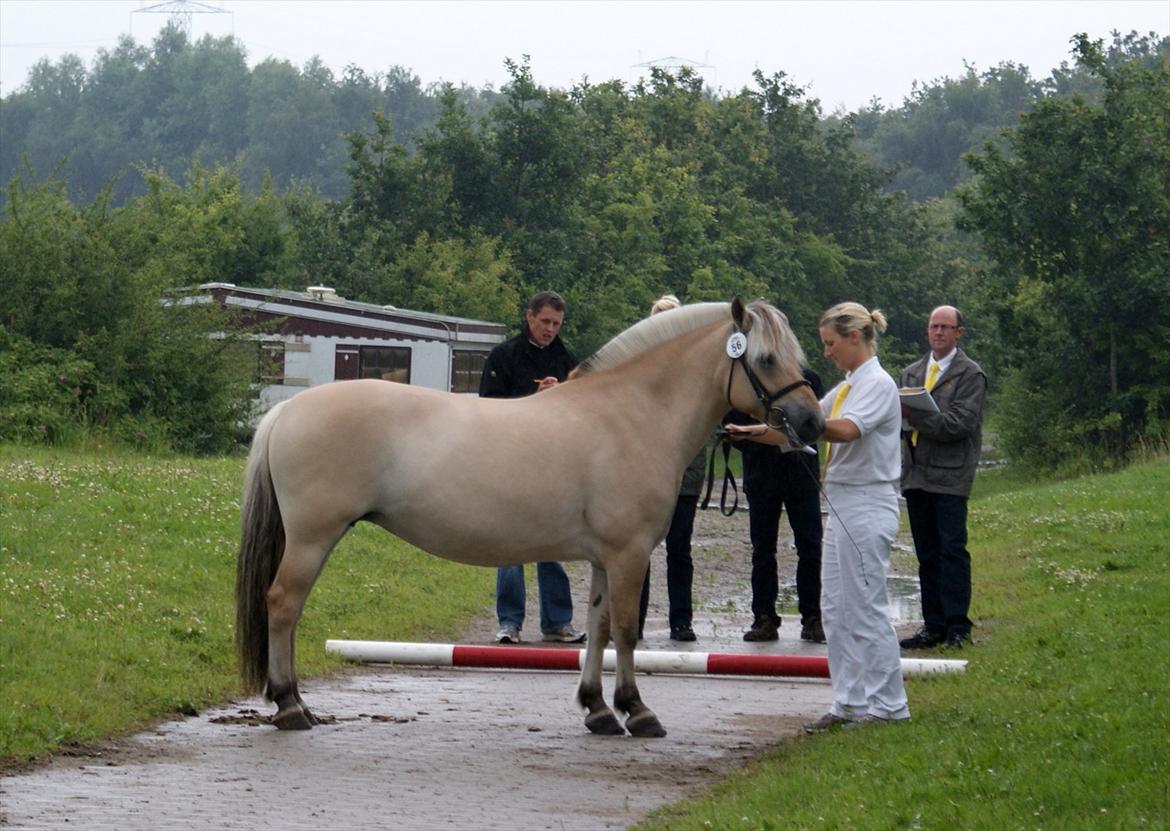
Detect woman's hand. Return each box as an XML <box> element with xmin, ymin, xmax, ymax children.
<box><xmin>723</xmin><ymin>422</ymin><xmax>789</xmax><ymax>446</ymax></box>
<box><xmin>724</xmin><ymin>422</ymin><xmax>768</xmax><ymax>439</ymax></box>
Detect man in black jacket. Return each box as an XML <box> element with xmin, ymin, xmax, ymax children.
<box><xmin>479</xmin><ymin>290</ymin><xmax>585</xmax><ymax>645</ymax></box>
<box><xmin>725</xmin><ymin>367</ymin><xmax>826</xmax><ymax>643</ymax></box>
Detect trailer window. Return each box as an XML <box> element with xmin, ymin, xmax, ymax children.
<box><xmin>451</xmin><ymin>350</ymin><xmax>487</xmax><ymax>393</ymax></box>
<box><xmin>360</xmin><ymin>346</ymin><xmax>411</xmax><ymax>384</ymax></box>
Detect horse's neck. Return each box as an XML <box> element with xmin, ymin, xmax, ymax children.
<box><xmin>589</xmin><ymin>321</ymin><xmax>732</xmax><ymax>443</ymax></box>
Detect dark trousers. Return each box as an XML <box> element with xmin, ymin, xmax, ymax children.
<box><xmin>639</xmin><ymin>495</ymin><xmax>698</xmax><ymax>631</ymax></box>
<box><xmin>904</xmin><ymin>488</ymin><xmax>972</xmax><ymax>637</ymax></box>
<box><xmin>747</xmin><ymin>484</ymin><xmax>823</xmax><ymax>625</ymax></box>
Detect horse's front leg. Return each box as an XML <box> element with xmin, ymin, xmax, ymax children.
<box><xmin>608</xmin><ymin>552</ymin><xmax>666</xmax><ymax>738</ymax></box>
<box><xmin>577</xmin><ymin>565</ymin><xmax>623</xmax><ymax>735</ymax></box>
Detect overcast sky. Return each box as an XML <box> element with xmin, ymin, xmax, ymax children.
<box><xmin>1</xmin><ymin>0</ymin><xmax>1167</xmax><ymax>110</ymax></box>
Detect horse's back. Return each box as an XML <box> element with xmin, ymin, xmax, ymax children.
<box><xmin>263</xmin><ymin>380</ymin><xmax>600</xmax><ymax>565</ymax></box>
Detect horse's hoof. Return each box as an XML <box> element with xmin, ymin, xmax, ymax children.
<box><xmin>585</xmin><ymin>709</ymin><xmax>626</xmax><ymax>736</ymax></box>
<box><xmin>272</xmin><ymin>706</ymin><xmax>315</xmax><ymax>730</ymax></box>
<box><xmin>625</xmin><ymin>711</ymin><xmax>667</xmax><ymax>738</ymax></box>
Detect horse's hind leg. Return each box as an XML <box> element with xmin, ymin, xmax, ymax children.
<box><xmin>578</xmin><ymin>565</ymin><xmax>623</xmax><ymax>735</ymax></box>
<box><xmin>266</xmin><ymin>538</ymin><xmax>330</xmax><ymax>729</ymax></box>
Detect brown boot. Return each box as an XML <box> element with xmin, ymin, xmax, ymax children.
<box><xmin>743</xmin><ymin>615</ymin><xmax>779</xmax><ymax>642</ymax></box>
<box><xmin>800</xmin><ymin>617</ymin><xmax>826</xmax><ymax>643</ymax></box>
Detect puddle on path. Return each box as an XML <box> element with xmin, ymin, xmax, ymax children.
<box><xmin>775</xmin><ymin>574</ymin><xmax>920</xmax><ymax>625</ymax></box>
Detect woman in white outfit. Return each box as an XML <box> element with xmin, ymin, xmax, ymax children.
<box><xmin>723</xmin><ymin>302</ymin><xmax>911</xmax><ymax>730</ymax></box>
<box><xmin>805</xmin><ymin>302</ymin><xmax>910</xmax><ymax>730</ymax></box>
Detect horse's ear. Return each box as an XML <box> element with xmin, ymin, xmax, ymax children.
<box><xmin>731</xmin><ymin>295</ymin><xmax>751</xmax><ymax>332</ymax></box>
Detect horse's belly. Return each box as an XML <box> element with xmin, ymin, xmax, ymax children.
<box><xmin>371</xmin><ymin>487</ymin><xmax>597</xmax><ymax>568</ymax></box>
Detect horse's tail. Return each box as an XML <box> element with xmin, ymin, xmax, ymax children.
<box><xmin>235</xmin><ymin>402</ymin><xmax>287</xmax><ymax>695</ymax></box>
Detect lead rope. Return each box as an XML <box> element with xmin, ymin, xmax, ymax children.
<box><xmin>700</xmin><ymin>433</ymin><xmax>738</xmax><ymax>516</ymax></box>
<box><xmin>783</xmin><ymin>421</ymin><xmax>869</xmax><ymax>588</ymax></box>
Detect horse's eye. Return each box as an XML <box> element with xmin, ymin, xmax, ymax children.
<box><xmin>757</xmin><ymin>354</ymin><xmax>775</xmax><ymax>368</ymax></box>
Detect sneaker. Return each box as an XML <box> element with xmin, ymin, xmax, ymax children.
<box><xmin>669</xmin><ymin>624</ymin><xmax>697</xmax><ymax>642</ymax></box>
<box><xmin>842</xmin><ymin>714</ymin><xmax>892</xmax><ymax>731</ymax></box>
<box><xmin>743</xmin><ymin>616</ymin><xmax>779</xmax><ymax>642</ymax></box>
<box><xmin>800</xmin><ymin>618</ymin><xmax>826</xmax><ymax>643</ymax></box>
<box><xmin>898</xmin><ymin>628</ymin><xmax>943</xmax><ymax>650</ymax></box>
<box><xmin>495</xmin><ymin>624</ymin><xmax>521</xmax><ymax>644</ymax></box>
<box><xmin>541</xmin><ymin>624</ymin><xmax>586</xmax><ymax>644</ymax></box>
<box><xmin>803</xmin><ymin>712</ymin><xmax>852</xmax><ymax>733</ymax></box>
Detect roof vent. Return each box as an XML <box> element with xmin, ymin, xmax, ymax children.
<box><xmin>306</xmin><ymin>286</ymin><xmax>343</xmax><ymax>303</ymax></box>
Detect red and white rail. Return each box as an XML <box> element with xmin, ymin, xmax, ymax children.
<box><xmin>324</xmin><ymin>640</ymin><xmax>966</xmax><ymax>678</ymax></box>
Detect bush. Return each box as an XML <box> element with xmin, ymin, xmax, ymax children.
<box><xmin>0</xmin><ymin>327</ymin><xmax>97</xmax><ymax>444</ymax></box>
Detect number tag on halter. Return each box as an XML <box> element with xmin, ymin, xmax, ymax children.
<box><xmin>726</xmin><ymin>332</ymin><xmax>747</xmax><ymax>359</ymax></box>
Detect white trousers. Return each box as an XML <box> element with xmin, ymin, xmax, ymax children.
<box><xmin>821</xmin><ymin>482</ymin><xmax>910</xmax><ymax>721</ymax></box>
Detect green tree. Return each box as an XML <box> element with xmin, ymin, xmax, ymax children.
<box><xmin>0</xmin><ymin>165</ymin><xmax>284</xmax><ymax>452</ymax></box>
<box><xmin>959</xmin><ymin>34</ymin><xmax>1170</xmax><ymax>466</ymax></box>
<box><xmin>856</xmin><ymin>62</ymin><xmax>1041</xmax><ymax>200</ymax></box>
<box><xmin>384</xmin><ymin>231</ymin><xmax>520</xmax><ymax>322</ymax></box>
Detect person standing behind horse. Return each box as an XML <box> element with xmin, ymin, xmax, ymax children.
<box><xmin>479</xmin><ymin>290</ymin><xmax>586</xmax><ymax>645</ymax></box>
<box><xmin>723</xmin><ymin>365</ymin><xmax>827</xmax><ymax>644</ymax></box>
<box><xmin>637</xmin><ymin>294</ymin><xmax>704</xmax><ymax>643</ymax></box>
<box><xmin>897</xmin><ymin>305</ymin><xmax>987</xmax><ymax>650</ymax></box>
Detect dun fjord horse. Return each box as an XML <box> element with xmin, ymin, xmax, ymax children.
<box><xmin>237</xmin><ymin>297</ymin><xmax>824</xmax><ymax>736</ymax></box>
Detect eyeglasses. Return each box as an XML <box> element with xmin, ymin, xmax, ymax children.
<box><xmin>929</xmin><ymin>324</ymin><xmax>958</xmax><ymax>331</ymax></box>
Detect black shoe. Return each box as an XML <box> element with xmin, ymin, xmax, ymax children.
<box><xmin>743</xmin><ymin>616</ymin><xmax>779</xmax><ymax>642</ymax></box>
<box><xmin>943</xmin><ymin>630</ymin><xmax>971</xmax><ymax>649</ymax></box>
<box><xmin>669</xmin><ymin>624</ymin><xmax>697</xmax><ymax>642</ymax></box>
<box><xmin>800</xmin><ymin>618</ymin><xmax>826</xmax><ymax>644</ymax></box>
<box><xmin>899</xmin><ymin>628</ymin><xmax>944</xmax><ymax>650</ymax></box>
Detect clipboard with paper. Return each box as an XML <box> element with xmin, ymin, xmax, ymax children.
<box><xmin>899</xmin><ymin>386</ymin><xmax>940</xmax><ymax>413</ymax></box>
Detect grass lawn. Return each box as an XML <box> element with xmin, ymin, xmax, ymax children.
<box><xmin>638</xmin><ymin>458</ymin><xmax>1169</xmax><ymax>830</ymax></box>
<box><xmin>0</xmin><ymin>444</ymin><xmax>493</xmax><ymax>764</ymax></box>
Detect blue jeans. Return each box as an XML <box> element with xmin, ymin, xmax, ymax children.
<box><xmin>496</xmin><ymin>562</ymin><xmax>574</xmax><ymax>633</ymax></box>
<box><xmin>904</xmin><ymin>489</ymin><xmax>972</xmax><ymax>638</ymax></box>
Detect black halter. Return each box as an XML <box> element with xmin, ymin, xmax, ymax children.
<box><xmin>703</xmin><ymin>322</ymin><xmax>815</xmax><ymax>518</ymax></box>
<box><xmin>725</xmin><ymin>327</ymin><xmax>812</xmax><ymax>437</ymax></box>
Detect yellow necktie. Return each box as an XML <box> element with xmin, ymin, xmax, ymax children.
<box><xmin>911</xmin><ymin>363</ymin><xmax>940</xmax><ymax>446</ymax></box>
<box><xmin>822</xmin><ymin>382</ymin><xmax>852</xmax><ymax>478</ymax></box>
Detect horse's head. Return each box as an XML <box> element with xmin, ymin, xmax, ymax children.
<box><xmin>727</xmin><ymin>296</ymin><xmax>825</xmax><ymax>447</ymax></box>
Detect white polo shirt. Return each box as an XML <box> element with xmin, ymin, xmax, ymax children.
<box><xmin>821</xmin><ymin>355</ymin><xmax>902</xmax><ymax>486</ymax></box>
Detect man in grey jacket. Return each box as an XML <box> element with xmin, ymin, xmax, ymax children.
<box><xmin>898</xmin><ymin>306</ymin><xmax>987</xmax><ymax>649</ymax></box>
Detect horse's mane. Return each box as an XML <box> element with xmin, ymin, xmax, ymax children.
<box><xmin>574</xmin><ymin>299</ymin><xmax>806</xmax><ymax>377</ymax></box>
<box><xmin>573</xmin><ymin>303</ymin><xmax>729</xmax><ymax>377</ymax></box>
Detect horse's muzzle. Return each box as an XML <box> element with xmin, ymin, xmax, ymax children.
<box><xmin>790</xmin><ymin>408</ymin><xmax>825</xmax><ymax>447</ymax></box>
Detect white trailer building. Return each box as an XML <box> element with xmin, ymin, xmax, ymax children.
<box><xmin>186</xmin><ymin>283</ymin><xmax>509</xmax><ymax>413</ymax></box>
